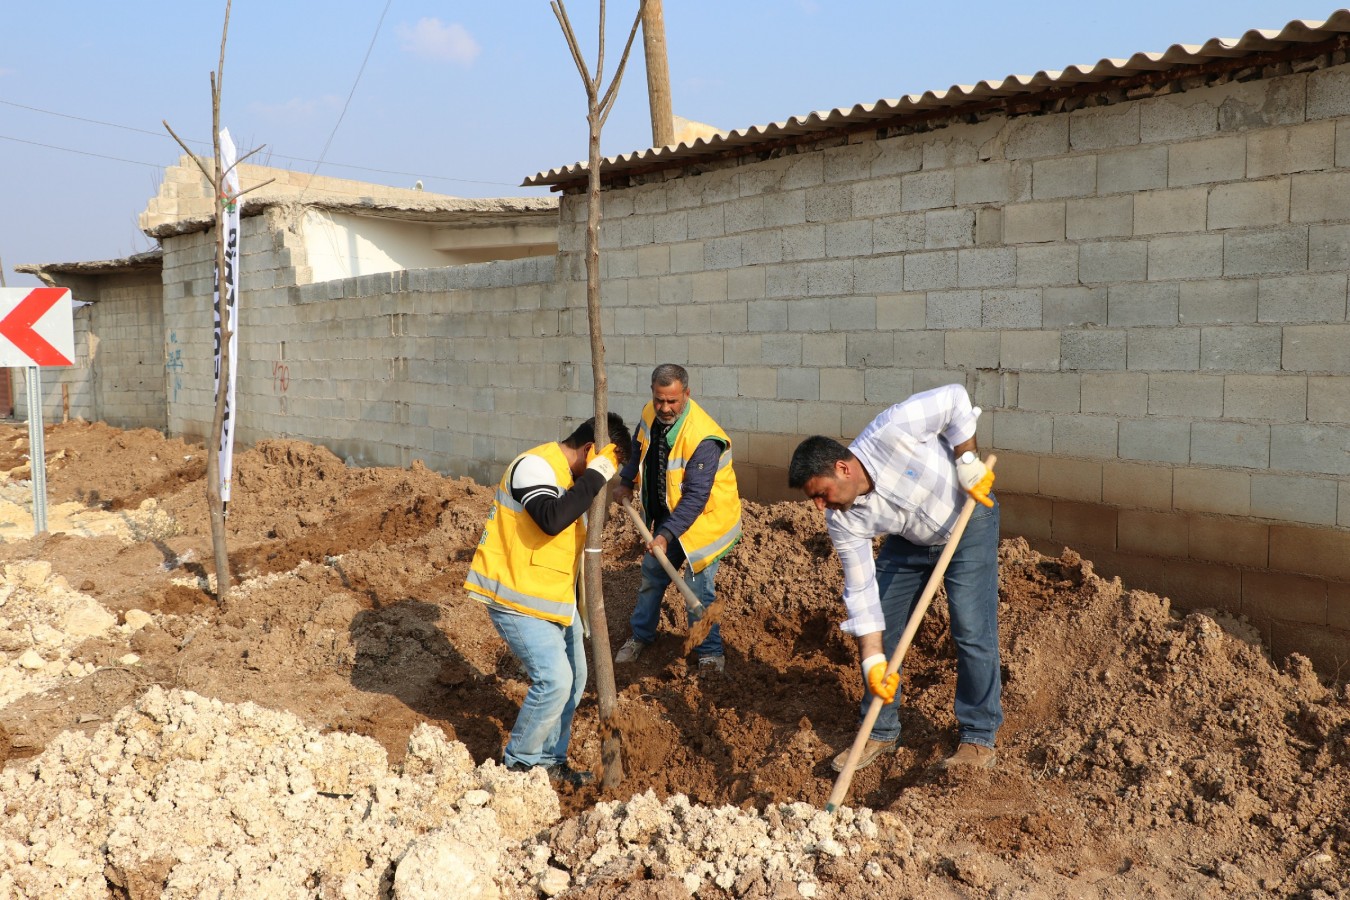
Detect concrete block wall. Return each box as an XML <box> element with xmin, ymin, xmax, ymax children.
<box><xmin>549</xmin><ymin>61</ymin><xmax>1350</xmax><ymax>674</ymax></box>
<box><xmin>10</xmin><ymin>270</ymin><xmax>163</xmax><ymax>430</ymax></box>
<box><xmin>161</xmin><ymin>208</ymin><xmax>587</xmax><ymax>489</ymax></box>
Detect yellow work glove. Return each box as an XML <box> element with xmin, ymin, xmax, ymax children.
<box><xmin>585</xmin><ymin>443</ymin><xmax>619</xmax><ymax>481</ymax></box>
<box><xmin>863</xmin><ymin>654</ymin><xmax>899</xmax><ymax>703</ymax></box>
<box><xmin>956</xmin><ymin>451</ymin><xmax>995</xmax><ymax>508</ymax></box>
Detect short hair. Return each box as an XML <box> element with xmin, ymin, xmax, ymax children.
<box><xmin>563</xmin><ymin>412</ymin><xmax>633</xmax><ymax>465</ymax></box>
<box><xmin>788</xmin><ymin>435</ymin><xmax>851</xmax><ymax>489</ymax></box>
<box><xmin>651</xmin><ymin>363</ymin><xmax>689</xmax><ymax>390</ymax></box>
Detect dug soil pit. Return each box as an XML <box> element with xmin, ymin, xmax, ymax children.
<box><xmin>0</xmin><ymin>420</ymin><xmax>1346</xmax><ymax>898</ymax></box>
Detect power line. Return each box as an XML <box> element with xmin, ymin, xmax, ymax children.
<box><xmin>0</xmin><ymin>97</ymin><xmax>523</xmax><ymax>189</ymax></box>
<box><xmin>0</xmin><ymin>134</ymin><xmax>164</xmax><ymax>169</ymax></box>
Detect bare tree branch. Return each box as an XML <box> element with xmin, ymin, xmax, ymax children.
<box><xmin>598</xmin><ymin>0</ymin><xmax>646</xmax><ymax>125</ymax></box>
<box><xmin>162</xmin><ymin>122</ymin><xmax>215</xmax><ymax>184</ymax></box>
<box><xmin>551</xmin><ymin>2</ymin><xmax>594</xmax><ymax>92</ymax></box>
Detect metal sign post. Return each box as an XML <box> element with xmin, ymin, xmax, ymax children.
<box><xmin>25</xmin><ymin>366</ymin><xmax>47</xmax><ymax>534</ymax></box>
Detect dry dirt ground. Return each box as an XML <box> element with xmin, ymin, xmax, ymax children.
<box><xmin>0</xmin><ymin>420</ymin><xmax>1347</xmax><ymax>898</ymax></box>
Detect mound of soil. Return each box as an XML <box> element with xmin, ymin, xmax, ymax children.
<box><xmin>0</xmin><ymin>420</ymin><xmax>1346</xmax><ymax>898</ymax></box>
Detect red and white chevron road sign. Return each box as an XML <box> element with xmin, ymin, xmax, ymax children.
<box><xmin>0</xmin><ymin>287</ymin><xmax>74</xmax><ymax>367</ymax></box>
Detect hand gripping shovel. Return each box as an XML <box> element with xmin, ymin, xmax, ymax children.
<box><xmin>825</xmin><ymin>453</ymin><xmax>997</xmax><ymax>813</ymax></box>
<box><xmin>619</xmin><ymin>500</ymin><xmax>714</xmax><ymax>653</ymax></box>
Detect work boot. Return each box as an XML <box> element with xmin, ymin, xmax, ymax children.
<box><xmin>697</xmin><ymin>654</ymin><xmax>725</xmax><ymax>675</ymax></box>
<box><xmin>545</xmin><ymin>764</ymin><xmax>594</xmax><ymax>787</ymax></box>
<box><xmin>830</xmin><ymin>738</ymin><xmax>898</xmax><ymax>773</ymax></box>
<box><xmin>614</xmin><ymin>637</ymin><xmax>648</xmax><ymax>663</ymax></box>
<box><xmin>938</xmin><ymin>743</ymin><xmax>997</xmax><ymax>770</ymax></box>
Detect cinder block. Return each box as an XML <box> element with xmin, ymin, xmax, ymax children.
<box><xmin>1134</xmin><ymin>187</ymin><xmax>1208</xmax><ymax>235</ymax></box>
<box><xmin>824</xmin><ymin>141</ymin><xmax>880</xmax><ymax>184</ymax></box>
<box><xmin>763</xmin><ymin>191</ymin><xmax>808</xmax><ymax>228</ymax></box>
<box><xmin>877</xmin><ymin>292</ymin><xmax>926</xmax><ymax>330</ymax></box>
<box><xmin>992</xmin><ymin>408</ymin><xmax>1054</xmax><ymax>453</ymax></box>
<box><xmin>1308</xmin><ymin>375</ymin><xmax>1350</xmax><ymax>423</ymax></box>
<box><xmin>1004</xmin><ymin>115</ymin><xmax>1069</xmax><ymax>159</ymax></box>
<box><xmin>1080</xmin><ymin>372</ymin><xmax>1147</xmax><ymax>415</ymax></box>
<box><xmin>1119</xmin><ymin>509</ymin><xmax>1187</xmax><ymax>557</ymax></box>
<box><xmin>1259</xmin><ymin>273</ymin><xmax>1349</xmax><ymax>323</ymax></box>
<box><xmin>1110</xmin><ymin>283</ymin><xmax>1180</xmax><ymax>327</ymax></box>
<box><xmin>1032</xmin><ymin>156</ymin><xmax>1097</xmax><ymax>200</ymax></box>
<box><xmin>958</xmin><ymin>248</ymin><xmax>1017</xmax><ymax>288</ymax></box>
<box><xmin>1189</xmin><ymin>515</ymin><xmax>1269</xmax><ymax>566</ymax></box>
<box><xmin>1310</xmin><ymin>224</ymin><xmax>1350</xmax><ymax>271</ymax></box>
<box><xmin>1271</xmin><ymin>423</ymin><xmax>1350</xmax><ymax>476</ymax></box>
<box><xmin>868</xmin><ymin>217</ymin><xmax>919</xmax><ymax>257</ymax></box>
<box><xmin>1003</xmin><ymin>201</ymin><xmax>1066</xmax><ymax>244</ymax></box>
<box><xmin>1333</xmin><ymin>581</ymin><xmax>1350</xmax><ymax>630</ymax></box>
<box><xmin>725</xmin><ymin>196</ymin><xmax>767</xmax><ymax>234</ymax></box>
<box><xmin>787</xmin><ymin>298</ymin><xmax>829</xmax><ymax>332</ymax></box>
<box><xmin>1016</xmin><ymin>245</ymin><xmax>1078</xmax><ymax>287</ymax></box>
<box><xmin>990</xmin><ymin>451</ymin><xmax>1039</xmax><ymax>494</ymax></box>
<box><xmin>802</xmin><ymin>332</ymin><xmax>846</xmax><ymax>367</ymax></box>
<box><xmin>1163</xmin><ymin>558</ymin><xmax>1244</xmax><ymax>613</ymax></box>
<box><xmin>1169</xmin><ymin>134</ymin><xmax>1246</xmax><ymax>186</ymax></box>
<box><xmin>982</xmin><ymin>289</ymin><xmax>1042</xmax><ymax>328</ymax></box>
<box><xmin>902</xmin><ymin>170</ymin><xmax>954</xmax><ymax>211</ymax></box>
<box><xmin>1191</xmin><ymin>421</ymin><xmax>1270</xmax><ymax>468</ymax></box>
<box><xmin>1148</xmin><ymin>372</ymin><xmax>1222</xmax><ymax>415</ymax></box>
<box><xmin>1147</xmin><ymin>234</ymin><xmax>1224</xmax><ymax>281</ymax></box>
<box><xmin>1282</xmin><ymin>325</ymin><xmax>1350</xmax><ymax>373</ymax></box>
<box><xmin>854</xmin><ymin>255</ymin><xmax>904</xmax><ymax>294</ymax></box>
<box><xmin>1081</xmin><ymin>240</ymin><xmax>1148</xmax><ymax>284</ymax></box>
<box><xmin>1243</xmin><ymin>571</ymin><xmax>1328</xmax><ymax>626</ymax></box>
<box><xmin>781</xmin><ymin>223</ymin><xmax>825</xmax><ymax>261</ymax></box>
<box><xmin>739</xmin><ymin>366</ymin><xmax>777</xmax><ymax>398</ymax></box>
<box><xmin>1306</xmin><ymin>63</ymin><xmax>1350</xmax><ymax>120</ymax></box>
<box><xmin>1252</xmin><ymin>474</ymin><xmax>1340</xmax><ymax>525</ymax></box>
<box><xmin>1039</xmin><ymin>457</ymin><xmax>1103</xmax><ymax>501</ymax></box>
<box><xmin>999</xmin><ymin>493</ymin><xmax>1054</xmax><ymax>541</ymax></box>
<box><xmin>893</xmin><ymin>332</ymin><xmax>946</xmax><ymax>369</ymax></box>
<box><xmin>1062</xmin><ymin>330</ymin><xmax>1126</xmax><ymax>371</ymax></box>
<box><xmin>777</xmin><ymin>368</ymin><xmax>819</xmax><ymax>401</ymax></box>
<box><xmin>1292</xmin><ymin>171</ymin><xmax>1350</xmax><ymax>226</ymax></box>
<box><xmin>955</xmin><ymin>162</ymin><xmax>1015</xmax><ymax>205</ymax></box>
<box><xmin>1050</xmin><ymin>500</ymin><xmax>1118</xmax><ymax>552</ymax></box>
<box><xmin>1208</xmin><ymin>179</ymin><xmax>1292</xmax><ymax>231</ymax></box>
<box><xmin>1271</xmin><ymin>523</ymin><xmax>1350</xmax><ymax>581</ymax></box>
<box><xmin>728</xmin><ymin>266</ymin><xmax>765</xmax><ymax>301</ymax></box>
<box><xmin>1001</xmin><ymin>330</ymin><xmax>1060</xmax><ymax>371</ymax></box>
<box><xmin>1174</xmin><ymin>468</ymin><xmax>1251</xmax><ymax>516</ymax></box>
<box><xmin>1067</xmin><ymin>195</ymin><xmax>1133</xmax><ymax>239</ymax></box>
<box><xmin>864</xmin><ymin>368</ymin><xmax>920</xmax><ymax>405</ymax></box>
<box><xmin>904</xmin><ymin>251</ymin><xmax>958</xmax><ymax>292</ymax></box>
<box><xmin>923</xmin><ymin>208</ymin><xmax>975</xmax><ymax>249</ymax></box>
<box><xmin>1070</xmin><ymin>104</ymin><xmax>1140</xmax><ymax>150</ymax></box>
<box><xmin>1102</xmin><ymin>459</ymin><xmax>1172</xmax><ymax>509</ymax></box>
<box><xmin>926</xmin><ymin>290</ymin><xmax>983</xmax><ymax>329</ymax></box>
<box><xmin>826</xmin><ymin>220</ymin><xmax>874</xmax><ymax>258</ymax></box>
<box><xmin>1223</xmin><ymin>229</ymin><xmax>1309</xmax><ymax>277</ymax></box>
<box><xmin>1043</xmin><ymin>286</ymin><xmax>1107</xmax><ymax>327</ymax></box>
<box><xmin>1017</xmin><ymin>372</ymin><xmax>1081</xmax><ymax>412</ymax></box>
<box><xmin>820</xmin><ymin>367</ymin><xmax>864</xmax><ymax>402</ymax></box>
<box><xmin>1140</xmin><ymin>94</ymin><xmax>1218</xmax><ymax>144</ymax></box>
<box><xmin>1052</xmin><ymin>414</ymin><xmax>1118</xmax><ymax>458</ymax></box>
<box><xmin>946</xmin><ymin>330</ymin><xmax>1001</xmax><ymax>370</ymax></box>
<box><xmin>1200</xmin><ymin>327</ymin><xmax>1283</xmax><ymax>372</ymax></box>
<box><xmin>845</xmin><ymin>332</ymin><xmax>895</xmax><ymax>367</ymax></box>
<box><xmin>1246</xmin><ymin>122</ymin><xmax>1335</xmax><ymax>177</ymax></box>
<box><xmin>1098</xmin><ymin>145</ymin><xmax>1169</xmax><ymax>195</ymax></box>
<box><xmin>828</xmin><ymin>296</ymin><xmax>877</xmax><ymax>331</ymax></box>
<box><xmin>1179</xmin><ymin>279</ymin><xmax>1258</xmax><ymax>324</ymax></box>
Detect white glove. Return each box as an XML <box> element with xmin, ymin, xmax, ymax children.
<box><xmin>955</xmin><ymin>451</ymin><xmax>988</xmax><ymax>491</ymax></box>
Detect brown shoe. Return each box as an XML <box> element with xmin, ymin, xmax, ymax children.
<box><xmin>830</xmin><ymin>738</ymin><xmax>898</xmax><ymax>773</ymax></box>
<box><xmin>938</xmin><ymin>742</ymin><xmax>997</xmax><ymax>770</ymax></box>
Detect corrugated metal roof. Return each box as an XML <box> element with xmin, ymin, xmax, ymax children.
<box><xmin>524</xmin><ymin>10</ymin><xmax>1350</xmax><ymax>189</ymax></box>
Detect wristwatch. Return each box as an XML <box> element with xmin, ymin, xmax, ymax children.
<box><xmin>957</xmin><ymin>451</ymin><xmax>978</xmax><ymax>465</ymax></box>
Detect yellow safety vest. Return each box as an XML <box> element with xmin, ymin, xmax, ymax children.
<box><xmin>635</xmin><ymin>399</ymin><xmax>742</xmax><ymax>574</ymax></box>
<box><xmin>464</xmin><ymin>442</ymin><xmax>584</xmax><ymax>625</ymax></box>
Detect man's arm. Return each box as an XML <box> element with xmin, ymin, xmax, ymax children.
<box><xmin>828</xmin><ymin>516</ymin><xmax>886</xmax><ymax>637</ymax></box>
<box><xmin>511</xmin><ymin>456</ymin><xmax>607</xmax><ymax>536</ymax></box>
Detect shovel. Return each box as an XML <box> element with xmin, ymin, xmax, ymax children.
<box><xmin>825</xmin><ymin>454</ymin><xmax>997</xmax><ymax>813</ymax></box>
<box><xmin>619</xmin><ymin>500</ymin><xmax>714</xmax><ymax>653</ymax></box>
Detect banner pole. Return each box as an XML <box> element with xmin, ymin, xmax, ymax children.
<box><xmin>26</xmin><ymin>366</ymin><xmax>47</xmax><ymax>535</ymax></box>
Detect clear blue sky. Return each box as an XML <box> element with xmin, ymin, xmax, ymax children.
<box><xmin>0</xmin><ymin>1</ymin><xmax>1337</xmax><ymax>287</ymax></box>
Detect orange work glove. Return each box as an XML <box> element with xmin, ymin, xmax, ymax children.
<box><xmin>585</xmin><ymin>443</ymin><xmax>618</xmax><ymax>481</ymax></box>
<box><xmin>863</xmin><ymin>654</ymin><xmax>899</xmax><ymax>703</ymax></box>
<box><xmin>956</xmin><ymin>451</ymin><xmax>995</xmax><ymax>508</ymax></box>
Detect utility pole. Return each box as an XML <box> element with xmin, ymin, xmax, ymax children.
<box><xmin>641</xmin><ymin>0</ymin><xmax>674</xmax><ymax>147</ymax></box>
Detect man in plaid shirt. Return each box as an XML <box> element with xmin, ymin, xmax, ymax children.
<box><xmin>788</xmin><ymin>383</ymin><xmax>1002</xmax><ymax>772</ymax></box>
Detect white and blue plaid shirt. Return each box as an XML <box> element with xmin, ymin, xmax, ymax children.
<box><xmin>825</xmin><ymin>384</ymin><xmax>980</xmax><ymax>636</ymax></box>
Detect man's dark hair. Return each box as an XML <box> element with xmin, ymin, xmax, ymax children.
<box><xmin>564</xmin><ymin>412</ymin><xmax>632</xmax><ymax>465</ymax></box>
<box><xmin>788</xmin><ymin>435</ymin><xmax>851</xmax><ymax>488</ymax></box>
<box><xmin>651</xmin><ymin>363</ymin><xmax>689</xmax><ymax>390</ymax></box>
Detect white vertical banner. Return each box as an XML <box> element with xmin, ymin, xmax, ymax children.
<box><xmin>215</xmin><ymin>128</ymin><xmax>242</xmax><ymax>505</ymax></box>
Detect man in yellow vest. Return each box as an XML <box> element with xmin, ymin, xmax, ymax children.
<box><xmin>465</xmin><ymin>412</ymin><xmax>631</xmax><ymax>786</ymax></box>
<box><xmin>613</xmin><ymin>364</ymin><xmax>742</xmax><ymax>674</ymax></box>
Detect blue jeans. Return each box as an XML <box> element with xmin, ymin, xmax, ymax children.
<box><xmin>487</xmin><ymin>606</ymin><xmax>587</xmax><ymax>769</ymax></box>
<box><xmin>865</xmin><ymin>497</ymin><xmax>1003</xmax><ymax>748</ymax></box>
<box><xmin>629</xmin><ymin>553</ymin><xmax>723</xmax><ymax>658</ymax></box>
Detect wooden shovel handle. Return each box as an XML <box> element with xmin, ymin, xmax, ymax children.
<box><xmin>826</xmin><ymin>453</ymin><xmax>997</xmax><ymax>813</ymax></box>
<box><xmin>620</xmin><ymin>500</ymin><xmax>703</xmax><ymax>617</ymax></box>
